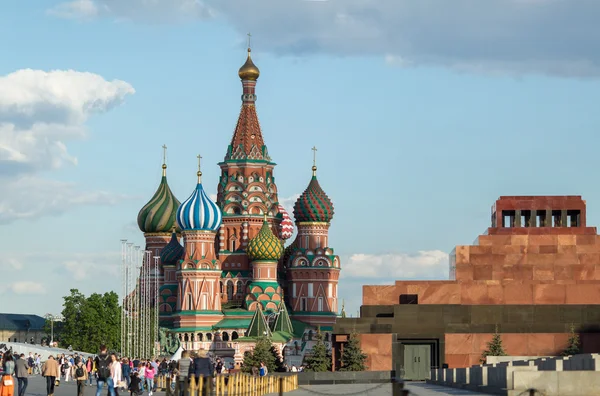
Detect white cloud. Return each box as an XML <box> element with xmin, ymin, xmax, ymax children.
<box><xmin>47</xmin><ymin>0</ymin><xmax>99</xmax><ymax>20</ymax></box>
<box><xmin>48</xmin><ymin>0</ymin><xmax>214</xmax><ymax>22</ymax></box>
<box><xmin>49</xmin><ymin>0</ymin><xmax>600</xmax><ymax>77</ymax></box>
<box><xmin>10</xmin><ymin>281</ymin><xmax>47</xmax><ymax>295</ymax></box>
<box><xmin>2</xmin><ymin>251</ymin><xmax>122</xmax><ymax>314</ymax></box>
<box><xmin>0</xmin><ymin>177</ymin><xmax>130</xmax><ymax>224</ymax></box>
<box><xmin>62</xmin><ymin>251</ymin><xmax>121</xmax><ymax>281</ymax></box>
<box><xmin>0</xmin><ymin>69</ymin><xmax>134</xmax><ymax>224</ymax></box>
<box><xmin>0</xmin><ymin>258</ymin><xmax>24</xmax><ymax>270</ymax></box>
<box><xmin>342</xmin><ymin>250</ymin><xmax>449</xmax><ymax>279</ymax></box>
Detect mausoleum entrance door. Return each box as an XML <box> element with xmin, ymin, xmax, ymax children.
<box><xmin>403</xmin><ymin>344</ymin><xmax>431</xmax><ymax>381</ymax></box>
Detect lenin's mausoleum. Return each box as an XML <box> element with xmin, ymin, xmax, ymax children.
<box><xmin>333</xmin><ymin>196</ymin><xmax>600</xmax><ymax>378</ymax></box>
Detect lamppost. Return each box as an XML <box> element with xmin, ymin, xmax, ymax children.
<box><xmin>44</xmin><ymin>314</ymin><xmax>63</xmax><ymax>347</ymax></box>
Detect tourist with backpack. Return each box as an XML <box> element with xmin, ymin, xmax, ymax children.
<box><xmin>94</xmin><ymin>345</ymin><xmax>115</xmax><ymax>396</ymax></box>
<box><xmin>73</xmin><ymin>359</ymin><xmax>88</xmax><ymax>396</ymax></box>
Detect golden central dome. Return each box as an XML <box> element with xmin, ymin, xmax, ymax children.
<box><xmin>238</xmin><ymin>48</ymin><xmax>260</xmax><ymax>81</ymax></box>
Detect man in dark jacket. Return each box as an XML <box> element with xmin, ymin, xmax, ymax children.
<box><xmin>191</xmin><ymin>350</ymin><xmax>214</xmax><ymax>380</ymax></box>
<box><xmin>15</xmin><ymin>353</ymin><xmax>29</xmax><ymax>396</ymax></box>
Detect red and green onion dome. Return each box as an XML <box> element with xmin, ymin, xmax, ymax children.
<box><xmin>293</xmin><ymin>167</ymin><xmax>334</xmax><ymax>223</ymax></box>
<box><xmin>137</xmin><ymin>165</ymin><xmax>181</xmax><ymax>233</ymax></box>
<box><xmin>160</xmin><ymin>231</ymin><xmax>184</xmax><ymax>265</ymax></box>
<box><xmin>247</xmin><ymin>217</ymin><xmax>284</xmax><ymax>261</ymax></box>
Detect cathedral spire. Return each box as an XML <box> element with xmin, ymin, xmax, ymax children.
<box><xmin>224</xmin><ymin>38</ymin><xmax>270</xmax><ymax>162</ymax></box>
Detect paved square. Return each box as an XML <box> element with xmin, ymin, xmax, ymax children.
<box><xmin>13</xmin><ymin>376</ymin><xmax>488</xmax><ymax>396</ymax></box>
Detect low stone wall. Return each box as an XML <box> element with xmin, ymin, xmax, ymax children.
<box><xmin>485</xmin><ymin>356</ymin><xmax>550</xmax><ymax>365</ymax></box>
<box><xmin>428</xmin><ymin>354</ymin><xmax>600</xmax><ymax>395</ymax></box>
<box><xmin>297</xmin><ymin>371</ymin><xmax>394</xmax><ymax>385</ymax></box>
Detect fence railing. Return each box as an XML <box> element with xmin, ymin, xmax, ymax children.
<box><xmin>156</xmin><ymin>373</ymin><xmax>299</xmax><ymax>395</ymax></box>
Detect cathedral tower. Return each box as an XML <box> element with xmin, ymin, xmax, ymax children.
<box><xmin>216</xmin><ymin>43</ymin><xmax>284</xmax><ymax>302</ymax></box>
<box><xmin>158</xmin><ymin>229</ymin><xmax>184</xmax><ymax>327</ymax></box>
<box><xmin>286</xmin><ymin>150</ymin><xmax>341</xmax><ymax>327</ymax></box>
<box><xmin>137</xmin><ymin>146</ymin><xmax>181</xmax><ymax>261</ymax></box>
<box><xmin>137</xmin><ymin>146</ymin><xmax>180</xmax><ymax>308</ymax></box>
<box><xmin>245</xmin><ymin>215</ymin><xmax>284</xmax><ymax>311</ymax></box>
<box><xmin>174</xmin><ymin>158</ymin><xmax>224</xmax><ymax>328</ymax></box>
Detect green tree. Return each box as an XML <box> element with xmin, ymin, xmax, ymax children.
<box><xmin>270</xmin><ymin>344</ymin><xmax>284</xmax><ymax>372</ymax></box>
<box><xmin>304</xmin><ymin>328</ymin><xmax>331</xmax><ymax>372</ymax></box>
<box><xmin>59</xmin><ymin>289</ymin><xmax>121</xmax><ymax>353</ymax></box>
<box><xmin>481</xmin><ymin>325</ymin><xmax>507</xmax><ymax>363</ymax></box>
<box><xmin>60</xmin><ymin>289</ymin><xmax>87</xmax><ymax>350</ymax></box>
<box><xmin>562</xmin><ymin>324</ymin><xmax>581</xmax><ymax>356</ymax></box>
<box><xmin>339</xmin><ymin>332</ymin><xmax>367</xmax><ymax>371</ymax></box>
<box><xmin>242</xmin><ymin>337</ymin><xmax>276</xmax><ymax>373</ymax></box>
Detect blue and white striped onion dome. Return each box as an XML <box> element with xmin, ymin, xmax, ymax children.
<box><xmin>176</xmin><ymin>181</ymin><xmax>222</xmax><ymax>231</ymax></box>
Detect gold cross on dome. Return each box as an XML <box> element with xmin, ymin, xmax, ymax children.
<box><xmin>162</xmin><ymin>144</ymin><xmax>167</xmax><ymax>165</ymax></box>
<box><xmin>197</xmin><ymin>154</ymin><xmax>202</xmax><ymax>172</ymax></box>
<box><xmin>247</xmin><ymin>32</ymin><xmax>252</xmax><ymax>49</ymax></box>
<box><xmin>312</xmin><ymin>146</ymin><xmax>318</xmax><ymax>167</ymax></box>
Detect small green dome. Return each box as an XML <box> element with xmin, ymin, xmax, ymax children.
<box><xmin>247</xmin><ymin>218</ymin><xmax>284</xmax><ymax>261</ymax></box>
<box><xmin>137</xmin><ymin>169</ymin><xmax>181</xmax><ymax>233</ymax></box>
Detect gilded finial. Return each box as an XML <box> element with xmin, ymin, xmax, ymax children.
<box><xmin>162</xmin><ymin>144</ymin><xmax>168</xmax><ymax>176</ymax></box>
<box><xmin>311</xmin><ymin>146</ymin><xmax>318</xmax><ymax>176</ymax></box>
<box><xmin>263</xmin><ymin>213</ymin><xmax>268</xmax><ymax>222</ymax></box>
<box><xmin>197</xmin><ymin>154</ymin><xmax>202</xmax><ymax>183</ymax></box>
<box><xmin>238</xmin><ymin>33</ymin><xmax>260</xmax><ymax>81</ymax></box>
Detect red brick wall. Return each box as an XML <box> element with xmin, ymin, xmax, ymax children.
<box><xmin>444</xmin><ymin>333</ymin><xmax>571</xmax><ymax>368</ymax></box>
<box><xmin>359</xmin><ymin>333</ymin><xmax>393</xmax><ymax>371</ymax></box>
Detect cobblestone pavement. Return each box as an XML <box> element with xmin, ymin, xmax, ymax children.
<box><xmin>14</xmin><ymin>375</ymin><xmax>488</xmax><ymax>396</ymax></box>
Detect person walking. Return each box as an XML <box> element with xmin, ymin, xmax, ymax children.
<box><xmin>86</xmin><ymin>357</ymin><xmax>94</xmax><ymax>387</ymax></box>
<box><xmin>143</xmin><ymin>361</ymin><xmax>156</xmax><ymax>396</ymax></box>
<box><xmin>191</xmin><ymin>349</ymin><xmax>213</xmax><ymax>394</ymax></box>
<box><xmin>73</xmin><ymin>358</ymin><xmax>88</xmax><ymax>396</ymax></box>
<box><xmin>177</xmin><ymin>351</ymin><xmax>191</xmax><ymax>396</ymax></box>
<box><xmin>1</xmin><ymin>353</ymin><xmax>15</xmax><ymax>396</ymax></box>
<box><xmin>94</xmin><ymin>345</ymin><xmax>115</xmax><ymax>396</ymax></box>
<box><xmin>14</xmin><ymin>354</ymin><xmax>29</xmax><ymax>396</ymax></box>
<box><xmin>41</xmin><ymin>355</ymin><xmax>60</xmax><ymax>396</ymax></box>
<box><xmin>121</xmin><ymin>359</ymin><xmax>131</xmax><ymax>389</ymax></box>
<box><xmin>258</xmin><ymin>362</ymin><xmax>267</xmax><ymax>377</ymax></box>
<box><xmin>109</xmin><ymin>354</ymin><xmax>122</xmax><ymax>396</ymax></box>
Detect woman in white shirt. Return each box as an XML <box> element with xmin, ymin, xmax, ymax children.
<box><xmin>110</xmin><ymin>354</ymin><xmax>123</xmax><ymax>393</ymax></box>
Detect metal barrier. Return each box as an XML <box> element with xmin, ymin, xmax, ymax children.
<box><xmin>156</xmin><ymin>373</ymin><xmax>299</xmax><ymax>395</ymax></box>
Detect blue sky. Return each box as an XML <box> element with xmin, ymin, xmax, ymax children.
<box><xmin>2</xmin><ymin>0</ymin><xmax>600</xmax><ymax>318</ymax></box>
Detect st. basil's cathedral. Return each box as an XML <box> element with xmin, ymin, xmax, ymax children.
<box><xmin>136</xmin><ymin>46</ymin><xmax>342</xmax><ymax>362</ymax></box>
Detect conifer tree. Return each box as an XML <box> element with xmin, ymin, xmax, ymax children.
<box><xmin>304</xmin><ymin>328</ymin><xmax>331</xmax><ymax>372</ymax></box>
<box><xmin>270</xmin><ymin>345</ymin><xmax>285</xmax><ymax>372</ymax></box>
<box><xmin>242</xmin><ymin>336</ymin><xmax>276</xmax><ymax>373</ymax></box>
<box><xmin>339</xmin><ymin>331</ymin><xmax>367</xmax><ymax>371</ymax></box>
<box><xmin>480</xmin><ymin>325</ymin><xmax>507</xmax><ymax>363</ymax></box>
<box><xmin>562</xmin><ymin>324</ymin><xmax>581</xmax><ymax>356</ymax></box>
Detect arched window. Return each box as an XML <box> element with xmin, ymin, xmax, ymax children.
<box><xmin>184</xmin><ymin>333</ymin><xmax>189</xmax><ymax>342</ymax></box>
<box><xmin>227</xmin><ymin>282</ymin><xmax>234</xmax><ymax>300</ymax></box>
<box><xmin>198</xmin><ymin>333</ymin><xmax>203</xmax><ymax>341</ymax></box>
<box><xmin>222</xmin><ymin>332</ymin><xmax>229</xmax><ymax>341</ymax></box>
<box><xmin>236</xmin><ymin>281</ymin><xmax>243</xmax><ymax>297</ymax></box>
<box><xmin>206</xmin><ymin>333</ymin><xmax>212</xmax><ymax>341</ymax></box>
<box><xmin>324</xmin><ymin>333</ymin><xmax>330</xmax><ymax>342</ymax></box>
<box><xmin>187</xmin><ymin>294</ymin><xmax>193</xmax><ymax>310</ymax></box>
<box><xmin>308</xmin><ymin>330</ymin><xmax>314</xmax><ymax>340</ymax></box>
<box><xmin>232</xmin><ymin>331</ymin><xmax>239</xmax><ymax>340</ymax></box>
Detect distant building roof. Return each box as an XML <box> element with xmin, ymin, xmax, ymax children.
<box><xmin>0</xmin><ymin>314</ymin><xmax>46</xmax><ymax>331</ymax></box>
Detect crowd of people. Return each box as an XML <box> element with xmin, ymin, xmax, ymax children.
<box><xmin>0</xmin><ymin>345</ymin><xmax>302</xmax><ymax>396</ymax></box>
